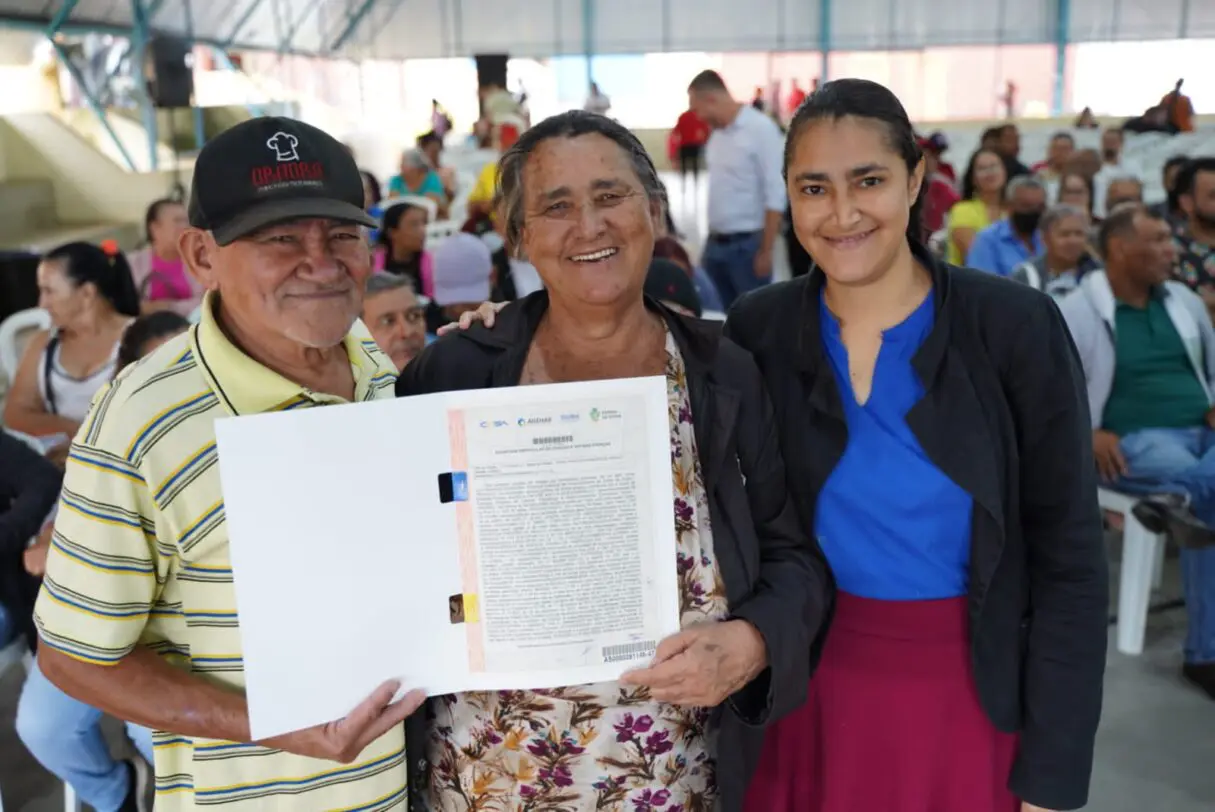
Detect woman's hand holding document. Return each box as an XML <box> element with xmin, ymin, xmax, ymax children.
<box><xmin>622</xmin><ymin>619</ymin><xmax>768</xmax><ymax>707</ymax></box>
<box><xmin>216</xmin><ymin>376</ymin><xmax>681</xmax><ymax>740</ymax></box>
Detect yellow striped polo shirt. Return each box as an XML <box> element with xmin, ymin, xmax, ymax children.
<box><xmin>34</xmin><ymin>293</ymin><xmax>404</xmax><ymax>811</ymax></box>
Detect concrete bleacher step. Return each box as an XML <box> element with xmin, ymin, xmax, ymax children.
<box><xmin>0</xmin><ymin>179</ymin><xmax>138</xmax><ymax>254</ymax></box>
<box><xmin>0</xmin><ymin>221</ymin><xmax>140</xmax><ymax>255</ymax></box>
<box><xmin>0</xmin><ymin>179</ymin><xmax>57</xmax><ymax>244</ymax></box>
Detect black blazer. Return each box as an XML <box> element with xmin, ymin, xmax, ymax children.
<box><xmin>0</xmin><ymin>430</ymin><xmax>63</xmax><ymax>651</ymax></box>
<box><xmin>395</xmin><ymin>291</ymin><xmax>829</xmax><ymax>812</ymax></box>
<box><xmin>725</xmin><ymin>244</ymin><xmax>1109</xmax><ymax>811</ymax></box>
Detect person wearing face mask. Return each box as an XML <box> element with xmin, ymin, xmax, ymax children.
<box><xmin>1010</xmin><ymin>204</ymin><xmax>1100</xmax><ymax>297</ymax></box>
<box><xmin>964</xmin><ymin>175</ymin><xmax>1047</xmax><ymax>277</ymax></box>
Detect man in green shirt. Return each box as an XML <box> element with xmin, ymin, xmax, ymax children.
<box><xmin>1059</xmin><ymin>203</ymin><xmax>1215</xmax><ymax>701</ymax></box>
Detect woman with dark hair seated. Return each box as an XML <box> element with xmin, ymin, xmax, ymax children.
<box><xmin>396</xmin><ymin>110</ymin><xmax>828</xmax><ymax>812</ymax></box>
<box><xmin>3</xmin><ymin>241</ymin><xmax>139</xmax><ymax>445</ymax></box>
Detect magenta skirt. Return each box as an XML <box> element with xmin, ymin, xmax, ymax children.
<box><xmin>745</xmin><ymin>593</ymin><xmax>1020</xmax><ymax>812</ymax></box>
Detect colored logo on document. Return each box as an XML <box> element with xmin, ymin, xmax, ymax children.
<box><xmin>590</xmin><ymin>408</ymin><xmax>601</xmax><ymax>422</ymax></box>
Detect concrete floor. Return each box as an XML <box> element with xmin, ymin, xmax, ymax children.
<box><xmin>2</xmin><ymin>542</ymin><xmax>1213</xmax><ymax>811</ymax></box>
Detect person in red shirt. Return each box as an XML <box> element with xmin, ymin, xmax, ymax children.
<box><xmin>786</xmin><ymin>79</ymin><xmax>808</xmax><ymax>121</ymax></box>
<box><xmin>919</xmin><ymin>136</ymin><xmax>961</xmax><ymax>238</ymax></box>
<box><xmin>671</xmin><ymin>106</ymin><xmax>710</xmax><ymax>199</ymax></box>
<box><xmin>921</xmin><ymin>131</ymin><xmax>956</xmax><ymax>184</ymax></box>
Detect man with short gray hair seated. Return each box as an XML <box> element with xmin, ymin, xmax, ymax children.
<box><xmin>361</xmin><ymin>273</ymin><xmax>427</xmax><ymax>372</ymax></box>
<box><xmin>1058</xmin><ymin>203</ymin><xmax>1215</xmax><ymax>701</ymax></box>
<box><xmin>965</xmin><ymin>175</ymin><xmax>1047</xmax><ymax>276</ymax></box>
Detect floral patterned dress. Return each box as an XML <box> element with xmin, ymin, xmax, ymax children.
<box><xmin>425</xmin><ymin>332</ymin><xmax>730</xmax><ymax>812</ymax></box>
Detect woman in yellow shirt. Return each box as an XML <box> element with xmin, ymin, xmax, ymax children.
<box><xmin>946</xmin><ymin>149</ymin><xmax>1006</xmax><ymax>264</ymax></box>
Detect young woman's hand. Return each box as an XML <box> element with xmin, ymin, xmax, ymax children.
<box><xmin>435</xmin><ymin>301</ymin><xmax>509</xmax><ymax>336</ymax></box>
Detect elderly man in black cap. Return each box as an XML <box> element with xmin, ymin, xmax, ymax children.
<box><xmin>31</xmin><ymin>116</ymin><xmax>424</xmax><ymax>812</ymax></box>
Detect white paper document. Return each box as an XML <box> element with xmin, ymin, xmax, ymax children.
<box><xmin>215</xmin><ymin>376</ymin><xmax>679</xmax><ymax>740</ymax></box>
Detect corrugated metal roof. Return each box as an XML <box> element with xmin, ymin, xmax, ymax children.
<box><xmin>0</xmin><ymin>0</ymin><xmax>1210</xmax><ymax>60</ymax></box>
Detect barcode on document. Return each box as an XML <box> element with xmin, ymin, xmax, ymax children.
<box><xmin>532</xmin><ymin>435</ymin><xmax>574</xmax><ymax>445</ymax></box>
<box><xmin>601</xmin><ymin>640</ymin><xmax>656</xmax><ymax>664</ymax></box>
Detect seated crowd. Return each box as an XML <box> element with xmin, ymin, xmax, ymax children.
<box><xmin>0</xmin><ymin>86</ymin><xmax>1210</xmax><ymax>812</ymax></box>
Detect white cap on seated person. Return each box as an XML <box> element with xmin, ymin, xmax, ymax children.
<box><xmin>431</xmin><ymin>232</ymin><xmax>493</xmax><ymax>315</ymax></box>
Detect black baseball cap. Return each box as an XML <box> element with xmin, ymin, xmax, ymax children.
<box><xmin>188</xmin><ymin>116</ymin><xmax>377</xmax><ymax>245</ymax></box>
<box><xmin>645</xmin><ymin>258</ymin><xmax>702</xmax><ymax>317</ymax></box>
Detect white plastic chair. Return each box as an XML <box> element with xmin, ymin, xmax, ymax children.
<box><xmin>425</xmin><ymin>219</ymin><xmax>460</xmax><ymax>247</ymax></box>
<box><xmin>1098</xmin><ymin>487</ymin><xmax>1168</xmax><ymax>656</ymax></box>
<box><xmin>0</xmin><ymin>308</ymin><xmax>50</xmax><ymax>385</ymax></box>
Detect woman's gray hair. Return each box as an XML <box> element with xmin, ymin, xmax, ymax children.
<box><xmin>1040</xmin><ymin>203</ymin><xmax>1089</xmax><ymax>233</ymax></box>
<box><xmin>493</xmin><ymin>111</ymin><xmax>667</xmax><ymax>255</ymax></box>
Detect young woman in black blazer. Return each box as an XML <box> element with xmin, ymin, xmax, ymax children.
<box><xmin>730</xmin><ymin>80</ymin><xmax>1108</xmax><ymax>812</ymax></box>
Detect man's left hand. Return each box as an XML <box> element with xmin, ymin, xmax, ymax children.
<box><xmin>1021</xmin><ymin>804</ymin><xmax>1056</xmax><ymax>812</ymax></box>
<box><xmin>1205</xmin><ymin>406</ymin><xmax>1215</xmax><ymax>430</ymax></box>
<box><xmin>620</xmin><ymin>620</ymin><xmax>767</xmax><ymax>707</ymax></box>
<box><xmin>753</xmin><ymin>248</ymin><xmax>773</xmax><ymax>280</ymax></box>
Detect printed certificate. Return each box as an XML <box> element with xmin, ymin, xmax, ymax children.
<box><xmin>216</xmin><ymin>376</ymin><xmax>679</xmax><ymax>740</ymax></box>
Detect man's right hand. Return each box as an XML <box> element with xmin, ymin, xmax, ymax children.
<box><xmin>259</xmin><ymin>680</ymin><xmax>425</xmax><ymax>764</ymax></box>
<box><xmin>1093</xmin><ymin>429</ymin><xmax>1128</xmax><ymax>483</ymax></box>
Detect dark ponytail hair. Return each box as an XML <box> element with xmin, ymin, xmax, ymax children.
<box><xmin>784</xmin><ymin>78</ymin><xmax>926</xmax><ymax>247</ymax></box>
<box><xmin>376</xmin><ymin>201</ymin><xmax>426</xmax><ymax>249</ymax></box>
<box><xmin>116</xmin><ymin>311</ymin><xmax>190</xmax><ymax>375</ymax></box>
<box><xmin>44</xmin><ymin>241</ymin><xmax>141</xmax><ymax>318</ymax></box>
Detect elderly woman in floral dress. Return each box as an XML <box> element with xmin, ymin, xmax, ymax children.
<box><xmin>396</xmin><ymin>110</ymin><xmax>830</xmax><ymax>812</ymax></box>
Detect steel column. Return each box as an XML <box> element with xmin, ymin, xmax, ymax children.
<box><xmin>818</xmin><ymin>0</ymin><xmax>831</xmax><ymax>82</ymax></box>
<box><xmin>330</xmin><ymin>0</ymin><xmax>378</xmax><ymax>53</ymax></box>
<box><xmin>582</xmin><ymin>0</ymin><xmax>594</xmax><ymax>88</ymax></box>
<box><xmin>1052</xmin><ymin>0</ymin><xmax>1070</xmax><ymax>116</ymax></box>
<box><xmin>184</xmin><ymin>0</ymin><xmax>206</xmax><ymax>150</ymax></box>
<box><xmin>46</xmin><ymin>0</ymin><xmax>82</xmax><ymax>37</ymax></box>
<box><xmin>130</xmin><ymin>0</ymin><xmax>160</xmax><ymax>171</ymax></box>
<box><xmin>51</xmin><ymin>42</ymin><xmax>137</xmax><ymax>171</ymax></box>
<box><xmin>225</xmin><ymin>0</ymin><xmax>268</xmax><ymax>49</ymax></box>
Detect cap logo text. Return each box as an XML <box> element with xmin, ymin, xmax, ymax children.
<box><xmin>251</xmin><ymin>162</ymin><xmax>325</xmax><ymax>188</ymax></box>
<box><xmin>266</xmin><ymin>132</ymin><xmax>301</xmax><ymax>162</ymax></box>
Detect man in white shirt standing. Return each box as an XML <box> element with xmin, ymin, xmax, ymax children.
<box><xmin>688</xmin><ymin>70</ymin><xmax>786</xmax><ymax>308</ymax></box>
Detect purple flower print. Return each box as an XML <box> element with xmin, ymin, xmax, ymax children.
<box><xmin>674</xmin><ymin>499</ymin><xmax>693</xmax><ymax>523</ymax></box>
<box><xmin>593</xmin><ymin>775</ymin><xmax>627</xmax><ymax>792</ymax></box>
<box><xmin>631</xmin><ymin>788</ymin><xmax>673</xmax><ymax>810</ymax></box>
<box><xmin>676</xmin><ymin>553</ymin><xmax>694</xmax><ymax>574</ymax></box>
<box><xmin>614</xmin><ymin>713</ymin><xmax>655</xmax><ymax>742</ymax></box>
<box><xmin>645</xmin><ymin>730</ymin><xmax>674</xmax><ymax>756</ymax></box>
<box><xmin>678</xmin><ymin>403</ymin><xmax>693</xmax><ymax>424</ymax></box>
<box><xmin>539</xmin><ymin>763</ymin><xmax>574</xmax><ymax>787</ymax></box>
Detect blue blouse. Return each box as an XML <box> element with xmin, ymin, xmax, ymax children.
<box><xmin>814</xmin><ymin>291</ymin><xmax>974</xmax><ymax>600</ymax></box>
